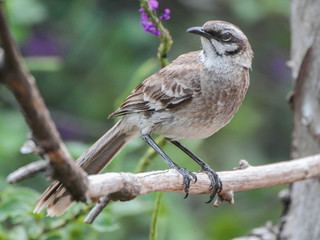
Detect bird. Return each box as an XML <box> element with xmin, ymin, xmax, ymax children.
<box><xmin>34</xmin><ymin>20</ymin><xmax>253</xmax><ymax>216</ymax></box>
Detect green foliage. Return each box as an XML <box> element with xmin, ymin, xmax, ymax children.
<box><xmin>0</xmin><ymin>182</ymin><xmax>156</xmax><ymax>240</ymax></box>
<box><xmin>229</xmin><ymin>0</ymin><xmax>289</xmax><ymax>23</ymax></box>
<box><xmin>25</xmin><ymin>57</ymin><xmax>63</xmax><ymax>72</ymax></box>
<box><xmin>7</xmin><ymin>0</ymin><xmax>47</xmax><ymax>41</ymax></box>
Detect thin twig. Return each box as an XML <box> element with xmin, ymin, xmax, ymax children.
<box><xmin>84</xmin><ymin>196</ymin><xmax>110</xmax><ymax>224</ymax></box>
<box><xmin>7</xmin><ymin>160</ymin><xmax>48</xmax><ymax>183</ymax></box>
<box><xmin>0</xmin><ymin>3</ymin><xmax>88</xmax><ymax>201</ymax></box>
<box><xmin>87</xmin><ymin>154</ymin><xmax>320</xmax><ymax>201</ymax></box>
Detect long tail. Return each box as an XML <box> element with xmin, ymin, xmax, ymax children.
<box><xmin>34</xmin><ymin>120</ymin><xmax>138</xmax><ymax>216</ymax></box>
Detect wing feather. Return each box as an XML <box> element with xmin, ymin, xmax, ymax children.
<box><xmin>110</xmin><ymin>51</ymin><xmax>201</xmax><ymax>118</ymax></box>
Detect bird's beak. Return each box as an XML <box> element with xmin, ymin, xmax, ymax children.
<box><xmin>187</xmin><ymin>26</ymin><xmax>211</xmax><ymax>39</ymax></box>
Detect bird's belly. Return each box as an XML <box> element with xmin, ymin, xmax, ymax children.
<box><xmin>157</xmin><ymin>117</ymin><xmax>225</xmax><ymax>140</ymax></box>
<box><xmin>150</xmin><ymin>103</ymin><xmax>235</xmax><ymax>140</ymax></box>
<box><xmin>151</xmin><ymin>85</ymin><xmax>247</xmax><ymax>140</ymax></box>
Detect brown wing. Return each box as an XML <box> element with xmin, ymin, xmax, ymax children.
<box><xmin>110</xmin><ymin>52</ymin><xmax>201</xmax><ymax>118</ymax></box>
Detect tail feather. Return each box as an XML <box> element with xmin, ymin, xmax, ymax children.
<box><xmin>34</xmin><ymin>120</ymin><xmax>137</xmax><ymax>216</ymax></box>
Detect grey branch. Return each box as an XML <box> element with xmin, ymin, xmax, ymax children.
<box><xmin>84</xmin><ymin>196</ymin><xmax>110</xmax><ymax>224</ymax></box>
<box><xmin>7</xmin><ymin>160</ymin><xmax>48</xmax><ymax>184</ymax></box>
<box><xmin>86</xmin><ymin>154</ymin><xmax>320</xmax><ymax>201</ymax></box>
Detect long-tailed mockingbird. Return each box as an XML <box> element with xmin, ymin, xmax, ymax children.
<box><xmin>35</xmin><ymin>20</ymin><xmax>253</xmax><ymax>216</ymax></box>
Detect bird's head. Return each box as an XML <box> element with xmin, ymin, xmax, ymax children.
<box><xmin>187</xmin><ymin>20</ymin><xmax>253</xmax><ymax>70</ymax></box>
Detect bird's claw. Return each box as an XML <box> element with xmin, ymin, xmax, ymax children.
<box><xmin>202</xmin><ymin>165</ymin><xmax>222</xmax><ymax>203</ymax></box>
<box><xmin>174</xmin><ymin>167</ymin><xmax>197</xmax><ymax>199</ymax></box>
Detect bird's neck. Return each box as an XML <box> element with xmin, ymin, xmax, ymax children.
<box><xmin>200</xmin><ymin>49</ymin><xmax>252</xmax><ymax>73</ymax></box>
<box><xmin>200</xmin><ymin>50</ymin><xmax>240</xmax><ymax>75</ymax></box>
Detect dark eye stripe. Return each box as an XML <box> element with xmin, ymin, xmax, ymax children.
<box><xmin>205</xmin><ymin>30</ymin><xmax>218</xmax><ymax>37</ymax></box>
<box><xmin>225</xmin><ymin>47</ymin><xmax>241</xmax><ymax>56</ymax></box>
<box><xmin>205</xmin><ymin>30</ymin><xmax>236</xmax><ymax>43</ymax></box>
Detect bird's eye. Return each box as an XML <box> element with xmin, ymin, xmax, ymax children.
<box><xmin>221</xmin><ymin>32</ymin><xmax>232</xmax><ymax>42</ymax></box>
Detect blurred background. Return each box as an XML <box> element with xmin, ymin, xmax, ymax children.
<box><xmin>0</xmin><ymin>0</ymin><xmax>292</xmax><ymax>239</ymax></box>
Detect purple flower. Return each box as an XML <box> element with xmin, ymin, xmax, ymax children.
<box><xmin>148</xmin><ymin>0</ymin><xmax>159</xmax><ymax>10</ymax></box>
<box><xmin>22</xmin><ymin>31</ymin><xmax>64</xmax><ymax>57</ymax></box>
<box><xmin>139</xmin><ymin>0</ymin><xmax>171</xmax><ymax>37</ymax></box>
<box><xmin>139</xmin><ymin>8</ymin><xmax>161</xmax><ymax>36</ymax></box>
<box><xmin>160</xmin><ymin>8</ymin><xmax>171</xmax><ymax>21</ymax></box>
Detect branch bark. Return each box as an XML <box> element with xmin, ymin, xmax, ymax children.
<box><xmin>7</xmin><ymin>160</ymin><xmax>48</xmax><ymax>184</ymax></box>
<box><xmin>84</xmin><ymin>196</ymin><xmax>110</xmax><ymax>224</ymax></box>
<box><xmin>279</xmin><ymin>0</ymin><xmax>320</xmax><ymax>239</ymax></box>
<box><xmin>85</xmin><ymin>154</ymin><xmax>320</xmax><ymax>202</ymax></box>
<box><xmin>0</xmin><ymin>3</ymin><xmax>88</xmax><ymax>202</ymax></box>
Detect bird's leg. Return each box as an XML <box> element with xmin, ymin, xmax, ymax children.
<box><xmin>141</xmin><ymin>134</ymin><xmax>197</xmax><ymax>198</ymax></box>
<box><xmin>170</xmin><ymin>140</ymin><xmax>222</xmax><ymax>203</ymax></box>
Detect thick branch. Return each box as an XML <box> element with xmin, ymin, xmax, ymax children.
<box><xmin>0</xmin><ymin>3</ymin><xmax>88</xmax><ymax>201</ymax></box>
<box><xmin>86</xmin><ymin>154</ymin><xmax>320</xmax><ymax>201</ymax></box>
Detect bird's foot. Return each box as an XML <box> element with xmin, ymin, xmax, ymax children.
<box><xmin>201</xmin><ymin>164</ymin><xmax>222</xmax><ymax>203</ymax></box>
<box><xmin>173</xmin><ymin>167</ymin><xmax>197</xmax><ymax>199</ymax></box>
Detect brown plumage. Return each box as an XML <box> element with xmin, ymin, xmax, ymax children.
<box><xmin>110</xmin><ymin>51</ymin><xmax>200</xmax><ymax>118</ymax></box>
<box><xmin>35</xmin><ymin>20</ymin><xmax>253</xmax><ymax>216</ymax></box>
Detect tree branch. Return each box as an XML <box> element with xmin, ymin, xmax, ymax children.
<box><xmin>86</xmin><ymin>154</ymin><xmax>320</xmax><ymax>202</ymax></box>
<box><xmin>84</xmin><ymin>196</ymin><xmax>110</xmax><ymax>224</ymax></box>
<box><xmin>0</xmin><ymin>3</ymin><xmax>88</xmax><ymax>202</ymax></box>
<box><xmin>7</xmin><ymin>160</ymin><xmax>48</xmax><ymax>184</ymax></box>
